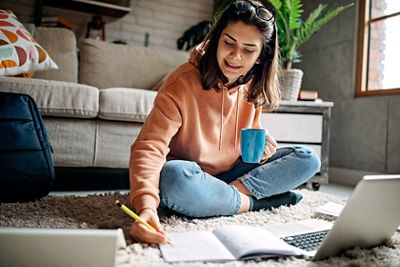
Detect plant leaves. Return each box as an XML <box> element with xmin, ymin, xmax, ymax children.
<box><xmin>269</xmin><ymin>0</ymin><xmax>282</xmax><ymax>10</ymax></box>
<box><xmin>294</xmin><ymin>3</ymin><xmax>353</xmax><ymax>51</ymax></box>
<box><xmin>284</xmin><ymin>0</ymin><xmax>303</xmax><ymax>30</ymax></box>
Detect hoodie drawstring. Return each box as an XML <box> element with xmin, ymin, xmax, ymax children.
<box><xmin>234</xmin><ymin>88</ymin><xmax>240</xmax><ymax>150</ymax></box>
<box><xmin>219</xmin><ymin>87</ymin><xmax>225</xmax><ymax>151</ymax></box>
<box><xmin>219</xmin><ymin>86</ymin><xmax>241</xmax><ymax>151</ymax></box>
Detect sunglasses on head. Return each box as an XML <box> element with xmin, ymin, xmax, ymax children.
<box><xmin>235</xmin><ymin>0</ymin><xmax>275</xmax><ymax>22</ymax></box>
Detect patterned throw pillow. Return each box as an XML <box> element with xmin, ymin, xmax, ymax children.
<box><xmin>0</xmin><ymin>10</ymin><xmax>58</xmax><ymax>76</ymax></box>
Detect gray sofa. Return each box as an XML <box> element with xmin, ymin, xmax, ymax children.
<box><xmin>0</xmin><ymin>27</ymin><xmax>188</xmax><ymax>177</ymax></box>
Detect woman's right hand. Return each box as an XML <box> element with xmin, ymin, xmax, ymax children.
<box><xmin>129</xmin><ymin>208</ymin><xmax>169</xmax><ymax>244</ymax></box>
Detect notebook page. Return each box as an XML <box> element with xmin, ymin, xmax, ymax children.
<box><xmin>160</xmin><ymin>230</ymin><xmax>235</xmax><ymax>262</ymax></box>
<box><xmin>213</xmin><ymin>225</ymin><xmax>301</xmax><ymax>260</ymax></box>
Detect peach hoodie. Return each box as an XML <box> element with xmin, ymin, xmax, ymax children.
<box><xmin>129</xmin><ymin>49</ymin><xmax>266</xmax><ymax>213</ymax></box>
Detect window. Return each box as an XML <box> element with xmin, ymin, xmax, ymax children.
<box><xmin>356</xmin><ymin>0</ymin><xmax>400</xmax><ymax>96</ymax></box>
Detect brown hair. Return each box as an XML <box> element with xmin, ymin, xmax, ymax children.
<box><xmin>198</xmin><ymin>0</ymin><xmax>280</xmax><ymax>111</ymax></box>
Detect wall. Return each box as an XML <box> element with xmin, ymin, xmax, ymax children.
<box><xmin>0</xmin><ymin>0</ymin><xmax>214</xmax><ymax>50</ymax></box>
<box><xmin>298</xmin><ymin>0</ymin><xmax>400</xmax><ymax>177</ymax></box>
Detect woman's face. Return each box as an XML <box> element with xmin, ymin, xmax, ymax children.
<box><xmin>216</xmin><ymin>20</ymin><xmax>263</xmax><ymax>85</ymax></box>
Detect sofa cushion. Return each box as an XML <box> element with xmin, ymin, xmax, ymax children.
<box><xmin>0</xmin><ymin>76</ymin><xmax>98</xmax><ymax>118</ymax></box>
<box><xmin>33</xmin><ymin>27</ymin><xmax>78</xmax><ymax>83</ymax></box>
<box><xmin>79</xmin><ymin>39</ymin><xmax>189</xmax><ymax>89</ymax></box>
<box><xmin>45</xmin><ymin>118</ymin><xmax>97</xmax><ymax>167</ymax></box>
<box><xmin>0</xmin><ymin>10</ymin><xmax>58</xmax><ymax>76</ymax></box>
<box><xmin>95</xmin><ymin>120</ymin><xmax>142</xmax><ymax>168</ymax></box>
<box><xmin>99</xmin><ymin>87</ymin><xmax>156</xmax><ymax>122</ymax></box>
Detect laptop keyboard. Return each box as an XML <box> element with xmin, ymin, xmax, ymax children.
<box><xmin>281</xmin><ymin>230</ymin><xmax>329</xmax><ymax>251</ymax></box>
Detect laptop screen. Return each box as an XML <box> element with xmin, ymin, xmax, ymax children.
<box><xmin>0</xmin><ymin>228</ymin><xmax>126</xmax><ymax>267</ymax></box>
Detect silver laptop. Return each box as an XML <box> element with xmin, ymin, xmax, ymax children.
<box><xmin>0</xmin><ymin>228</ymin><xmax>126</xmax><ymax>267</ymax></box>
<box><xmin>264</xmin><ymin>175</ymin><xmax>400</xmax><ymax>260</ymax></box>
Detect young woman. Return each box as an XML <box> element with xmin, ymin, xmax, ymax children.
<box><xmin>129</xmin><ymin>0</ymin><xmax>321</xmax><ymax>244</ymax></box>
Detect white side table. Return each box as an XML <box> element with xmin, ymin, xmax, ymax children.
<box><xmin>261</xmin><ymin>100</ymin><xmax>334</xmax><ymax>186</ymax></box>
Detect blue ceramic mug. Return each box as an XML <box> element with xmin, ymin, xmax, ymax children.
<box><xmin>240</xmin><ymin>128</ymin><xmax>267</xmax><ymax>163</ymax></box>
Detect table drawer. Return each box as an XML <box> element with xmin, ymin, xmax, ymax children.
<box><xmin>261</xmin><ymin>113</ymin><xmax>323</xmax><ymax>143</ymax></box>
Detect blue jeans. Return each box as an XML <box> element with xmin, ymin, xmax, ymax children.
<box><xmin>159</xmin><ymin>145</ymin><xmax>321</xmax><ymax>217</ymax></box>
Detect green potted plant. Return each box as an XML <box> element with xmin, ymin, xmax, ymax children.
<box><xmin>269</xmin><ymin>0</ymin><xmax>353</xmax><ymax>100</ymax></box>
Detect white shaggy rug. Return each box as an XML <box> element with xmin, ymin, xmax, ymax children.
<box><xmin>1</xmin><ymin>189</ymin><xmax>399</xmax><ymax>266</ymax></box>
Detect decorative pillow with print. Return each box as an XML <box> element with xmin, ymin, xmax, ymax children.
<box><xmin>0</xmin><ymin>10</ymin><xmax>58</xmax><ymax>76</ymax></box>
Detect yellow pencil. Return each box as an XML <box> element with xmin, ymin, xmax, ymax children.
<box><xmin>115</xmin><ymin>200</ymin><xmax>172</xmax><ymax>245</ymax></box>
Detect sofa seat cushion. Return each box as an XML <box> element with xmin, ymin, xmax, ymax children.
<box><xmin>0</xmin><ymin>76</ymin><xmax>98</xmax><ymax>118</ymax></box>
<box><xmin>44</xmin><ymin>118</ymin><xmax>97</xmax><ymax>167</ymax></box>
<box><xmin>99</xmin><ymin>87</ymin><xmax>156</xmax><ymax>122</ymax></box>
<box><xmin>95</xmin><ymin>120</ymin><xmax>142</xmax><ymax>168</ymax></box>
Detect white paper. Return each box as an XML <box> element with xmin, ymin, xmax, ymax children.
<box><xmin>316</xmin><ymin>202</ymin><xmax>344</xmax><ymax>217</ymax></box>
<box><xmin>160</xmin><ymin>230</ymin><xmax>235</xmax><ymax>263</ymax></box>
<box><xmin>213</xmin><ymin>225</ymin><xmax>301</xmax><ymax>260</ymax></box>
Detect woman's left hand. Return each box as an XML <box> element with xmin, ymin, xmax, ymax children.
<box><xmin>263</xmin><ymin>133</ymin><xmax>278</xmax><ymax>159</ymax></box>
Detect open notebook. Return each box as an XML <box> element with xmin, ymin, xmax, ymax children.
<box><xmin>160</xmin><ymin>225</ymin><xmax>302</xmax><ymax>262</ymax></box>
<box><xmin>0</xmin><ymin>228</ymin><xmax>126</xmax><ymax>267</ymax></box>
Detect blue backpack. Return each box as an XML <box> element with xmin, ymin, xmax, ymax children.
<box><xmin>0</xmin><ymin>92</ymin><xmax>55</xmax><ymax>202</ymax></box>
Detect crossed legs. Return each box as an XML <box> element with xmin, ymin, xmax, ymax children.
<box><xmin>159</xmin><ymin>146</ymin><xmax>321</xmax><ymax>217</ymax></box>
